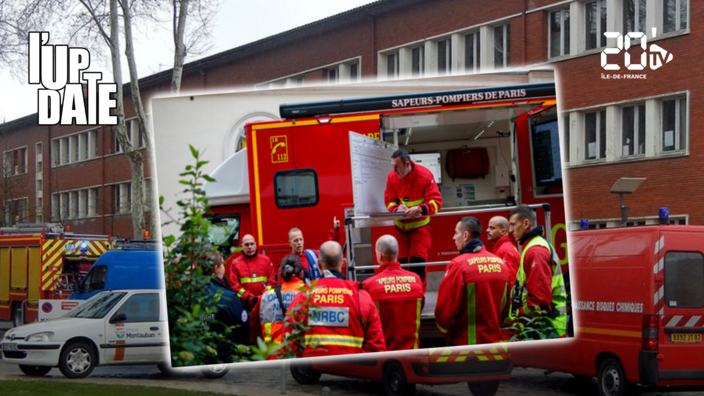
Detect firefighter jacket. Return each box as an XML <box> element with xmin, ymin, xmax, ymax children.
<box><xmin>280</xmin><ymin>227</ymin><xmax>343</xmax><ymax>284</ymax></box>
<box><xmin>251</xmin><ymin>277</ymin><xmax>306</xmax><ymax>345</ymax></box>
<box><xmin>285</xmin><ymin>277</ymin><xmax>386</xmax><ymax>357</ymax></box>
<box><xmin>493</xmin><ymin>235</ymin><xmax>521</xmax><ymax>287</ymax></box>
<box><xmin>516</xmin><ymin>227</ymin><xmax>568</xmax><ymax>339</ymax></box>
<box><xmin>226</xmin><ymin>251</ymin><xmax>276</xmax><ymax>308</ymax></box>
<box><xmin>362</xmin><ymin>261</ymin><xmax>425</xmax><ymax>350</ymax></box>
<box><xmin>435</xmin><ymin>240</ymin><xmax>512</xmax><ymax>346</ymax></box>
<box><xmin>385</xmin><ymin>162</ymin><xmax>442</xmax><ymax>232</ymax></box>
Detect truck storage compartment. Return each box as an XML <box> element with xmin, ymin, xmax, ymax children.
<box><xmin>446</xmin><ymin>148</ymin><xmax>489</xmax><ymax>180</ymax></box>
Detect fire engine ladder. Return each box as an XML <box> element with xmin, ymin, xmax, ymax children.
<box><xmin>344</xmin><ymin>203</ymin><xmax>552</xmax><ymax>318</ymax></box>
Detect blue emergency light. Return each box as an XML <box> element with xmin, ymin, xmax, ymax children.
<box><xmin>659</xmin><ymin>207</ymin><xmax>669</xmax><ymax>225</ymax></box>
<box><xmin>580</xmin><ymin>218</ymin><xmax>589</xmax><ymax>230</ymax></box>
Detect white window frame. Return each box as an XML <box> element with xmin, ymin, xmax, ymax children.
<box><xmin>660</xmin><ymin>96</ymin><xmax>687</xmax><ymax>153</ymax></box>
<box><xmin>548</xmin><ymin>7</ymin><xmax>570</xmax><ymax>58</ymax></box>
<box><xmin>585</xmin><ymin>0</ymin><xmax>607</xmax><ymax>50</ymax></box>
<box><xmin>584</xmin><ymin>110</ymin><xmax>607</xmax><ymax>161</ymax></box>
<box><xmin>493</xmin><ymin>23</ymin><xmax>510</xmax><ymax>69</ymax></box>
<box><xmin>620</xmin><ymin>103</ymin><xmax>647</xmax><ymax>158</ymax></box>
<box><xmin>436</xmin><ymin>38</ymin><xmax>452</xmax><ymax>76</ymax></box>
<box><xmin>3</xmin><ymin>146</ymin><xmax>28</xmax><ymax>177</ymax></box>
<box><xmin>663</xmin><ymin>0</ymin><xmax>688</xmax><ymax>33</ymax></box>
<box><xmin>622</xmin><ymin>0</ymin><xmax>647</xmax><ymax>37</ymax></box>
<box><xmin>410</xmin><ymin>45</ymin><xmax>425</xmax><ymax>77</ymax></box>
<box><xmin>464</xmin><ymin>30</ymin><xmax>481</xmax><ymax>73</ymax></box>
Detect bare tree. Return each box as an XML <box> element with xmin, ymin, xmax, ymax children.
<box><xmin>170</xmin><ymin>0</ymin><xmax>216</xmax><ymax>95</ymax></box>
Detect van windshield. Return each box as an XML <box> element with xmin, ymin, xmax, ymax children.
<box><xmin>64</xmin><ymin>292</ymin><xmax>127</xmax><ymax>319</ymax></box>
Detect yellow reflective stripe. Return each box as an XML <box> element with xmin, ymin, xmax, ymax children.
<box><xmin>413</xmin><ymin>299</ymin><xmax>421</xmax><ymax>349</ymax></box>
<box><xmin>436</xmin><ymin>349</ymin><xmax>452</xmax><ymax>363</ymax></box>
<box><xmin>394</xmin><ymin>217</ymin><xmax>430</xmax><ymax>230</ymax></box>
<box><xmin>237</xmin><ymin>289</ymin><xmax>246</xmax><ymax>297</ymax></box>
<box><xmin>264</xmin><ymin>323</ymin><xmax>273</xmax><ymax>343</ymax></box>
<box><xmin>387</xmin><ymin>202</ymin><xmax>398</xmax><ymax>210</ymax></box>
<box><xmin>240</xmin><ymin>276</ymin><xmax>268</xmax><ymax>283</ymax></box>
<box><xmin>304</xmin><ymin>334</ymin><xmax>364</xmax><ymax>348</ymax></box>
<box><xmin>429</xmin><ymin>200</ymin><xmax>439</xmax><ymax>213</ymax></box>
<box><xmin>403</xmin><ymin>198</ymin><xmax>424</xmax><ymax>206</ymax></box>
<box><xmin>436</xmin><ymin>322</ymin><xmax>449</xmax><ymax>334</ymax></box>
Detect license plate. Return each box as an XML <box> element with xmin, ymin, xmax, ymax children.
<box><xmin>1</xmin><ymin>342</ymin><xmax>18</xmax><ymax>351</ymax></box>
<box><xmin>670</xmin><ymin>333</ymin><xmax>702</xmax><ymax>343</ymax></box>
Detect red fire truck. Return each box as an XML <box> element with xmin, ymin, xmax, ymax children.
<box><xmin>511</xmin><ymin>225</ymin><xmax>704</xmax><ymax>396</ymax></box>
<box><xmin>0</xmin><ymin>224</ymin><xmax>112</xmax><ymax>325</ymax></box>
<box><xmin>206</xmin><ymin>82</ymin><xmax>569</xmax><ymax>292</ymax></box>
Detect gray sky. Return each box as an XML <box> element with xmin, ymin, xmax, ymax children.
<box><xmin>0</xmin><ymin>0</ymin><xmax>378</xmax><ymax>122</ymax></box>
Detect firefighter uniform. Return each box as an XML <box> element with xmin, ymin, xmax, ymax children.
<box><xmin>285</xmin><ymin>277</ymin><xmax>386</xmax><ymax>357</ymax></box>
<box><xmin>283</xmin><ymin>227</ymin><xmax>342</xmax><ymax>283</ymax></box>
<box><xmin>226</xmin><ymin>251</ymin><xmax>276</xmax><ymax>309</ymax></box>
<box><xmin>435</xmin><ymin>240</ymin><xmax>512</xmax><ymax>346</ymax></box>
<box><xmin>251</xmin><ymin>277</ymin><xmax>305</xmax><ymax>345</ymax></box>
<box><xmin>492</xmin><ymin>235</ymin><xmax>521</xmax><ymax>287</ymax></box>
<box><xmin>362</xmin><ymin>261</ymin><xmax>425</xmax><ymax>350</ymax></box>
<box><xmin>516</xmin><ymin>226</ymin><xmax>568</xmax><ymax>339</ymax></box>
<box><xmin>384</xmin><ymin>162</ymin><xmax>442</xmax><ymax>264</ymax></box>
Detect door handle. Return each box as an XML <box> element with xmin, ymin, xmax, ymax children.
<box><xmin>150</xmin><ymin>327</ymin><xmax>159</xmax><ymax>331</ymax></box>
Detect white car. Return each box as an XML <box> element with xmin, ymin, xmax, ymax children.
<box><xmin>1</xmin><ymin>289</ymin><xmax>169</xmax><ymax>378</ymax></box>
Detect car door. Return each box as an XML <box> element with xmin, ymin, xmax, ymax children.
<box><xmin>104</xmin><ymin>292</ymin><xmax>164</xmax><ymax>363</ymax></box>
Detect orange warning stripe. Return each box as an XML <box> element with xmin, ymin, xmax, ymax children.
<box><xmin>114</xmin><ymin>339</ymin><xmax>126</xmax><ymax>361</ymax></box>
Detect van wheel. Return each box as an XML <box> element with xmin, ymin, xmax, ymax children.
<box><xmin>468</xmin><ymin>381</ymin><xmax>500</xmax><ymax>396</ymax></box>
<box><xmin>12</xmin><ymin>304</ymin><xmax>23</xmax><ymax>327</ymax></box>
<box><xmin>598</xmin><ymin>358</ymin><xmax>627</xmax><ymax>396</ymax></box>
<box><xmin>59</xmin><ymin>342</ymin><xmax>96</xmax><ymax>378</ymax></box>
<box><xmin>290</xmin><ymin>362</ymin><xmax>322</xmax><ymax>384</ymax></box>
<box><xmin>19</xmin><ymin>365</ymin><xmax>52</xmax><ymax>376</ymax></box>
<box><xmin>201</xmin><ymin>364</ymin><xmax>229</xmax><ymax>379</ymax></box>
<box><xmin>383</xmin><ymin>362</ymin><xmax>416</xmax><ymax>396</ymax></box>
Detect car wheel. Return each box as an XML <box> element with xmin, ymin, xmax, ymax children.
<box><xmin>383</xmin><ymin>361</ymin><xmax>416</xmax><ymax>396</ymax></box>
<box><xmin>201</xmin><ymin>364</ymin><xmax>229</xmax><ymax>379</ymax></box>
<box><xmin>598</xmin><ymin>357</ymin><xmax>628</xmax><ymax>396</ymax></box>
<box><xmin>19</xmin><ymin>365</ymin><xmax>52</xmax><ymax>376</ymax></box>
<box><xmin>290</xmin><ymin>361</ymin><xmax>322</xmax><ymax>385</ymax></box>
<box><xmin>468</xmin><ymin>381</ymin><xmax>500</xmax><ymax>396</ymax></box>
<box><xmin>12</xmin><ymin>304</ymin><xmax>23</xmax><ymax>327</ymax></box>
<box><xmin>59</xmin><ymin>342</ymin><xmax>96</xmax><ymax>378</ymax></box>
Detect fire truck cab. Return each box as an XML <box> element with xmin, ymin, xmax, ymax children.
<box><xmin>512</xmin><ymin>225</ymin><xmax>704</xmax><ymax>395</ymax></box>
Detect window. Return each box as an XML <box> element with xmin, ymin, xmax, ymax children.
<box><xmin>662</xmin><ymin>97</ymin><xmax>686</xmax><ymax>152</ymax></box>
<box><xmin>664</xmin><ymin>252</ymin><xmax>704</xmax><ymax>308</ymax></box>
<box><xmin>88</xmin><ymin>188</ymin><xmax>98</xmax><ymax>217</ymax></box>
<box><xmin>464</xmin><ymin>31</ymin><xmax>481</xmax><ymax>73</ymax></box>
<box><xmin>623</xmin><ymin>0</ymin><xmax>646</xmax><ymax>35</ymax></box>
<box><xmin>585</xmin><ymin>110</ymin><xmax>606</xmax><ymax>160</ymax></box>
<box><xmin>532</xmin><ymin>120</ymin><xmax>563</xmax><ymax>192</ymax></box>
<box><xmin>326</xmin><ymin>67</ymin><xmax>338</xmax><ymax>84</ymax></box>
<box><xmin>350</xmin><ymin>63</ymin><xmax>359</xmax><ymax>82</ymax></box>
<box><xmin>664</xmin><ymin>0</ymin><xmax>688</xmax><ymax>33</ymax></box>
<box><xmin>52</xmin><ymin>187</ymin><xmax>99</xmax><ymax>220</ymax></box>
<box><xmin>494</xmin><ymin>24</ymin><xmax>510</xmax><ymax>68</ymax></box>
<box><xmin>112</xmin><ymin>293</ymin><xmax>160</xmax><ymax>323</ymax></box>
<box><xmin>411</xmin><ymin>46</ymin><xmax>424</xmax><ymax>77</ymax></box>
<box><xmin>81</xmin><ymin>265</ymin><xmax>107</xmax><ymax>293</ymax></box>
<box><xmin>114</xmin><ymin>183</ymin><xmax>132</xmax><ymax>214</ymax></box>
<box><xmin>387</xmin><ymin>52</ymin><xmax>399</xmax><ymax>79</ymax></box>
<box><xmin>5</xmin><ymin>198</ymin><xmax>28</xmax><ymax>224</ymax></box>
<box><xmin>51</xmin><ymin>129</ymin><xmax>99</xmax><ymax>167</ymax></box>
<box><xmin>3</xmin><ymin>147</ymin><xmax>27</xmax><ymax>176</ymax></box>
<box><xmin>274</xmin><ymin>169</ymin><xmax>319</xmax><ymax>209</ymax></box>
<box><xmin>621</xmin><ymin>104</ymin><xmax>646</xmax><ymax>157</ymax></box>
<box><xmin>586</xmin><ymin>0</ymin><xmax>607</xmax><ymax>50</ymax></box>
<box><xmin>206</xmin><ymin>214</ymin><xmax>241</xmax><ymax>256</ymax></box>
<box><xmin>437</xmin><ymin>39</ymin><xmax>451</xmax><ymax>76</ymax></box>
<box><xmin>549</xmin><ymin>8</ymin><xmax>570</xmax><ymax>58</ymax></box>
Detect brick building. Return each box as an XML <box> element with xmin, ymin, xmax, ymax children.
<box><xmin>0</xmin><ymin>0</ymin><xmax>697</xmax><ymax>236</ymax></box>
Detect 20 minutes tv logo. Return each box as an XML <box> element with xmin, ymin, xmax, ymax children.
<box><xmin>601</xmin><ymin>28</ymin><xmax>673</xmax><ymax>80</ymax></box>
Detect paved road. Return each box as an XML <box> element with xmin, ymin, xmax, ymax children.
<box><xmin>1</xmin><ymin>326</ymin><xmax>701</xmax><ymax>396</ymax></box>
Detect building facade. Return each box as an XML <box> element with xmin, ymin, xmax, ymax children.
<box><xmin>0</xmin><ymin>0</ymin><xmax>697</xmax><ymax>236</ymax></box>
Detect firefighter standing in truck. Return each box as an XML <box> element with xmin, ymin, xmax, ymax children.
<box><xmin>508</xmin><ymin>205</ymin><xmax>568</xmax><ymax>339</ymax></box>
<box><xmin>435</xmin><ymin>217</ymin><xmax>511</xmax><ymax>345</ymax></box>
<box><xmin>227</xmin><ymin>234</ymin><xmax>276</xmax><ymax>310</ymax></box>
<box><xmin>384</xmin><ymin>149</ymin><xmax>442</xmax><ymax>282</ymax></box>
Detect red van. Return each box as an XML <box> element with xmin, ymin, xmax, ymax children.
<box><xmin>512</xmin><ymin>225</ymin><xmax>704</xmax><ymax>396</ymax></box>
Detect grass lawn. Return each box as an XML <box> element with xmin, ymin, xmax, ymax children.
<box><xmin>0</xmin><ymin>380</ymin><xmax>231</xmax><ymax>396</ymax></box>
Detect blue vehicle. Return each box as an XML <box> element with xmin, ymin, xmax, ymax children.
<box><xmin>71</xmin><ymin>242</ymin><xmax>163</xmax><ymax>300</ymax></box>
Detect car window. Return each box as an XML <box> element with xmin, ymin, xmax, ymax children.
<box><xmin>665</xmin><ymin>251</ymin><xmax>704</xmax><ymax>308</ymax></box>
<box><xmin>79</xmin><ymin>265</ymin><xmax>108</xmax><ymax>294</ymax></box>
<box><xmin>65</xmin><ymin>292</ymin><xmax>126</xmax><ymax>319</ymax></box>
<box><xmin>112</xmin><ymin>293</ymin><xmax>160</xmax><ymax>323</ymax></box>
